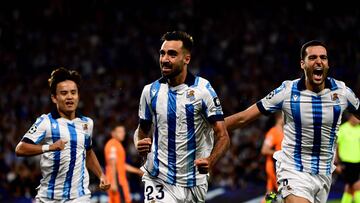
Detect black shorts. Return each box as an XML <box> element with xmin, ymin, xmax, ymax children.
<box><xmin>341</xmin><ymin>162</ymin><xmax>360</xmax><ymax>185</ymax></box>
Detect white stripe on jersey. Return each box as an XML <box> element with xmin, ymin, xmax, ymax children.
<box><xmin>23</xmin><ymin>111</ymin><xmax>93</xmax><ymax>200</ymax></box>
<box><xmin>139</xmin><ymin>74</ymin><xmax>224</xmax><ymax>187</ymax></box>
<box><xmin>258</xmin><ymin>77</ymin><xmax>360</xmax><ymax>175</ymax></box>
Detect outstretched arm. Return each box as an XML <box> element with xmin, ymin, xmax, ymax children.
<box><xmin>195</xmin><ymin>121</ymin><xmax>230</xmax><ymax>174</ymax></box>
<box><xmin>224</xmin><ymin>103</ymin><xmax>262</xmax><ymax>131</ymax></box>
<box><xmin>86</xmin><ymin>149</ymin><xmax>110</xmax><ymax>191</ymax></box>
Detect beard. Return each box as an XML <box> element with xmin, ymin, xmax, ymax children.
<box><xmin>161</xmin><ymin>63</ymin><xmax>183</xmax><ymax>79</ymax></box>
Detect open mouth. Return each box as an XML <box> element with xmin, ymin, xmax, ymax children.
<box><xmin>66</xmin><ymin>101</ymin><xmax>74</xmax><ymax>106</ymax></box>
<box><xmin>313</xmin><ymin>68</ymin><xmax>324</xmax><ymax>81</ymax></box>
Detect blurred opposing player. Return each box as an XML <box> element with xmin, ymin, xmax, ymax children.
<box><xmin>336</xmin><ymin>114</ymin><xmax>360</xmax><ymax>203</ymax></box>
<box><xmin>15</xmin><ymin>67</ymin><xmax>110</xmax><ymax>203</ymax></box>
<box><xmin>135</xmin><ymin>31</ymin><xmax>230</xmax><ymax>203</ymax></box>
<box><xmin>104</xmin><ymin>124</ymin><xmax>143</xmax><ymax>203</ymax></box>
<box><xmin>261</xmin><ymin>112</ymin><xmax>284</xmax><ymax>202</ymax></box>
<box><xmin>225</xmin><ymin>40</ymin><xmax>360</xmax><ymax>203</ymax></box>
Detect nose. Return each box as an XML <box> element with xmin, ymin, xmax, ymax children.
<box><xmin>66</xmin><ymin>93</ymin><xmax>73</xmax><ymax>99</ymax></box>
<box><xmin>314</xmin><ymin>57</ymin><xmax>322</xmax><ymax>64</ymax></box>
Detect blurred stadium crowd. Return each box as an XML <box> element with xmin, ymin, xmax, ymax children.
<box><xmin>1</xmin><ymin>0</ymin><xmax>360</xmax><ymax>202</ymax></box>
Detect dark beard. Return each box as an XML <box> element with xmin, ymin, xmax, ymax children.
<box><xmin>162</xmin><ymin>66</ymin><xmax>182</xmax><ymax>79</ymax></box>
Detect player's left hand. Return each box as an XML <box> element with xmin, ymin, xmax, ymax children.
<box><xmin>99</xmin><ymin>174</ymin><xmax>111</xmax><ymax>191</ymax></box>
<box><xmin>194</xmin><ymin>158</ymin><xmax>210</xmax><ymax>174</ymax></box>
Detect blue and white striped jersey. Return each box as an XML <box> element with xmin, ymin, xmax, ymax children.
<box><xmin>21</xmin><ymin>110</ymin><xmax>93</xmax><ymax>200</ymax></box>
<box><xmin>138</xmin><ymin>72</ymin><xmax>224</xmax><ymax>187</ymax></box>
<box><xmin>257</xmin><ymin>76</ymin><xmax>360</xmax><ymax>175</ymax></box>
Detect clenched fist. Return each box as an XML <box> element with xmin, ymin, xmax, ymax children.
<box><xmin>50</xmin><ymin>139</ymin><xmax>68</xmax><ymax>151</ymax></box>
<box><xmin>136</xmin><ymin>138</ymin><xmax>152</xmax><ymax>157</ymax></box>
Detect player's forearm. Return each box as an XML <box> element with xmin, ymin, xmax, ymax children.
<box><xmin>15</xmin><ymin>142</ymin><xmax>49</xmax><ymax>156</ymax></box>
<box><xmin>225</xmin><ymin>104</ymin><xmax>261</xmax><ymax>131</ymax></box>
<box><xmin>208</xmin><ymin>129</ymin><xmax>230</xmax><ymax>168</ymax></box>
<box><xmin>110</xmin><ymin>159</ymin><xmax>118</xmax><ymax>186</ymax></box>
<box><xmin>126</xmin><ymin>163</ymin><xmax>143</xmax><ymax>175</ymax></box>
<box><xmin>86</xmin><ymin>149</ymin><xmax>105</xmax><ymax>179</ymax></box>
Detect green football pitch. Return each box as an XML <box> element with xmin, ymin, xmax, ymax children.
<box><xmin>327</xmin><ymin>199</ymin><xmax>341</xmax><ymax>203</ymax></box>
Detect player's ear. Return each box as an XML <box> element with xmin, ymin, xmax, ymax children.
<box><xmin>300</xmin><ymin>60</ymin><xmax>305</xmax><ymax>70</ymax></box>
<box><xmin>51</xmin><ymin>94</ymin><xmax>57</xmax><ymax>104</ymax></box>
<box><xmin>184</xmin><ymin>53</ymin><xmax>191</xmax><ymax>65</ymax></box>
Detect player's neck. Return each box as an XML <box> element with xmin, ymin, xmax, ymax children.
<box><xmin>167</xmin><ymin>69</ymin><xmax>187</xmax><ymax>87</ymax></box>
<box><xmin>59</xmin><ymin>110</ymin><xmax>76</xmax><ymax>120</ymax></box>
<box><xmin>305</xmin><ymin>80</ymin><xmax>325</xmax><ymax>93</ymax></box>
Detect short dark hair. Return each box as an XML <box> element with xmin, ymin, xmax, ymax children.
<box><xmin>300</xmin><ymin>40</ymin><xmax>327</xmax><ymax>60</ymax></box>
<box><xmin>48</xmin><ymin>67</ymin><xmax>81</xmax><ymax>95</ymax></box>
<box><xmin>161</xmin><ymin>31</ymin><xmax>194</xmax><ymax>53</ymax></box>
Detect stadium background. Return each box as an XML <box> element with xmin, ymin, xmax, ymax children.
<box><xmin>1</xmin><ymin>0</ymin><xmax>359</xmax><ymax>202</ymax></box>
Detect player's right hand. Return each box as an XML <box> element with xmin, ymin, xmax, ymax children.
<box><xmin>50</xmin><ymin>139</ymin><xmax>68</xmax><ymax>151</ymax></box>
<box><xmin>136</xmin><ymin>138</ymin><xmax>152</xmax><ymax>156</ymax></box>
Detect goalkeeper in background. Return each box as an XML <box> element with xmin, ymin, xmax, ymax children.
<box><xmin>336</xmin><ymin>113</ymin><xmax>360</xmax><ymax>203</ymax></box>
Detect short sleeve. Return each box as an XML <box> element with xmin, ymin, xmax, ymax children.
<box><xmin>257</xmin><ymin>81</ymin><xmax>288</xmax><ymax>115</ymax></box>
<box><xmin>139</xmin><ymin>84</ymin><xmax>153</xmax><ymax>122</ymax></box>
<box><xmin>345</xmin><ymin>86</ymin><xmax>360</xmax><ymax>116</ymax></box>
<box><xmin>22</xmin><ymin>115</ymin><xmax>49</xmax><ymax>144</ymax></box>
<box><xmin>202</xmin><ymin>82</ymin><xmax>224</xmax><ymax>123</ymax></box>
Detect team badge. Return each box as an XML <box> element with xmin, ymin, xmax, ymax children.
<box><xmin>83</xmin><ymin>123</ymin><xmax>88</xmax><ymax>131</ymax></box>
<box><xmin>186</xmin><ymin>90</ymin><xmax>195</xmax><ymax>101</ymax></box>
<box><xmin>331</xmin><ymin>93</ymin><xmax>339</xmax><ymax>103</ymax></box>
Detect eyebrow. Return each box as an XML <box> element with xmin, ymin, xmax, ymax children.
<box><xmin>159</xmin><ymin>49</ymin><xmax>179</xmax><ymax>55</ymax></box>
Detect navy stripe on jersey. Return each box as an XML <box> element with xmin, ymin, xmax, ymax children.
<box><xmin>291</xmin><ymin>81</ymin><xmax>303</xmax><ymax>171</ymax></box>
<box><xmin>150</xmin><ymin>81</ymin><xmax>161</xmax><ymax>112</ymax></box>
<box><xmin>327</xmin><ymin>105</ymin><xmax>341</xmax><ymax>174</ymax></box>
<box><xmin>47</xmin><ymin>115</ymin><xmax>61</xmax><ymax>199</ymax></box>
<box><xmin>35</xmin><ymin>132</ymin><xmax>46</xmax><ymax>144</ymax></box>
<box><xmin>63</xmin><ymin>123</ymin><xmax>77</xmax><ymax>199</ymax></box>
<box><xmin>311</xmin><ymin>96</ymin><xmax>322</xmax><ymax>174</ymax></box>
<box><xmin>34</xmin><ymin>117</ymin><xmax>46</xmax><ymax>144</ymax></box>
<box><xmin>201</xmin><ymin>100</ymin><xmax>208</xmax><ymax>118</ymax></box>
<box><xmin>167</xmin><ymin>90</ymin><xmax>177</xmax><ymax>184</ymax></box>
<box><xmin>186</xmin><ymin>104</ymin><xmax>196</xmax><ymax>187</ymax></box>
<box><xmin>205</xmin><ymin>83</ymin><xmax>216</xmax><ymax>97</ymax></box>
<box><xmin>149</xmin><ymin>81</ymin><xmax>160</xmax><ymax>177</ymax></box>
<box><xmin>329</xmin><ymin>78</ymin><xmax>339</xmax><ymax>91</ymax></box>
<box><xmin>78</xmin><ymin>151</ymin><xmax>85</xmax><ymax>196</ymax></box>
<box><xmin>193</xmin><ymin>76</ymin><xmax>200</xmax><ymax>87</ymax></box>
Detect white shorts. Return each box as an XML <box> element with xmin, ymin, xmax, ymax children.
<box><xmin>35</xmin><ymin>194</ymin><xmax>91</xmax><ymax>203</ymax></box>
<box><xmin>276</xmin><ymin>161</ymin><xmax>331</xmax><ymax>203</ymax></box>
<box><xmin>142</xmin><ymin>173</ymin><xmax>208</xmax><ymax>203</ymax></box>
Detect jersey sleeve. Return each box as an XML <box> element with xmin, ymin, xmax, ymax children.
<box><xmin>257</xmin><ymin>81</ymin><xmax>288</xmax><ymax>115</ymax></box>
<box><xmin>21</xmin><ymin>114</ymin><xmax>49</xmax><ymax>144</ymax></box>
<box><xmin>345</xmin><ymin>86</ymin><xmax>360</xmax><ymax>116</ymax></box>
<box><xmin>86</xmin><ymin>118</ymin><xmax>94</xmax><ymax>150</ymax></box>
<box><xmin>202</xmin><ymin>81</ymin><xmax>224</xmax><ymax>123</ymax></box>
<box><xmin>138</xmin><ymin>84</ymin><xmax>153</xmax><ymax>122</ymax></box>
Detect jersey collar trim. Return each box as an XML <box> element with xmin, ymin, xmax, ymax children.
<box><xmin>159</xmin><ymin>71</ymin><xmax>196</xmax><ymax>86</ymax></box>
<box><xmin>297</xmin><ymin>76</ymin><xmax>335</xmax><ymax>91</ymax></box>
